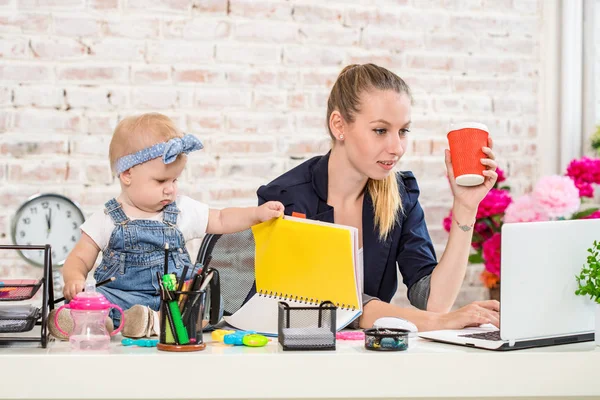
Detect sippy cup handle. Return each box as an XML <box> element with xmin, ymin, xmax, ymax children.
<box><xmin>109</xmin><ymin>304</ymin><xmax>124</xmax><ymax>336</ymax></box>
<box><xmin>54</xmin><ymin>304</ymin><xmax>71</xmax><ymax>337</ymax></box>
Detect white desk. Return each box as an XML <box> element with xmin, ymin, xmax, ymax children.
<box><xmin>1</xmin><ymin>334</ymin><xmax>599</xmax><ymax>400</ymax></box>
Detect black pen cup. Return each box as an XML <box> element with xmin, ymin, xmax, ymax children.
<box><xmin>157</xmin><ymin>288</ymin><xmax>207</xmax><ymax>352</ymax></box>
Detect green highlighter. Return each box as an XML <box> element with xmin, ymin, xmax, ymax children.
<box><xmin>162</xmin><ymin>273</ymin><xmax>189</xmax><ymax>345</ymax></box>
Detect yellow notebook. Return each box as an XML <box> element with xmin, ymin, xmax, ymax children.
<box><xmin>224</xmin><ymin>216</ymin><xmax>362</xmax><ymax>335</ymax></box>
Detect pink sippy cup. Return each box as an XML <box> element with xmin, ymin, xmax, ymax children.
<box><xmin>54</xmin><ymin>283</ymin><xmax>124</xmax><ymax>350</ymax></box>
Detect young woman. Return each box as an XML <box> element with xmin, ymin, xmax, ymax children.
<box><xmin>257</xmin><ymin>64</ymin><xmax>499</xmax><ymax>331</ymax></box>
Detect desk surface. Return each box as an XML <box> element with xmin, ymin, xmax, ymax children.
<box><xmin>1</xmin><ymin>332</ymin><xmax>599</xmax><ymax>400</ymax></box>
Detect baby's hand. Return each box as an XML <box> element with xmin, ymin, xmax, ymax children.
<box><xmin>63</xmin><ymin>280</ymin><xmax>86</xmax><ymax>301</ymax></box>
<box><xmin>256</xmin><ymin>201</ymin><xmax>284</xmax><ymax>222</ymax></box>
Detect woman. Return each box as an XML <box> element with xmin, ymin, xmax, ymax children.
<box><xmin>257</xmin><ymin>64</ymin><xmax>499</xmax><ymax>331</ymax></box>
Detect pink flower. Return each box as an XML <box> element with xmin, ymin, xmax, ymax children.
<box><xmin>531</xmin><ymin>175</ymin><xmax>581</xmax><ymax>219</ymax></box>
<box><xmin>575</xmin><ymin>182</ymin><xmax>595</xmax><ymax>198</ymax></box>
<box><xmin>503</xmin><ymin>194</ymin><xmax>549</xmax><ymax>223</ymax></box>
<box><xmin>482</xmin><ymin>233</ymin><xmax>501</xmax><ymax>276</ymax></box>
<box><xmin>476</xmin><ymin>189</ymin><xmax>512</xmax><ymax>219</ymax></box>
<box><xmin>443</xmin><ymin>211</ymin><xmax>452</xmax><ymax>233</ymax></box>
<box><xmin>583</xmin><ymin>210</ymin><xmax>600</xmax><ymax>219</ymax></box>
<box><xmin>496</xmin><ymin>167</ymin><xmax>506</xmax><ymax>184</ymax></box>
<box><xmin>566</xmin><ymin>157</ymin><xmax>600</xmax><ymax>197</ymax></box>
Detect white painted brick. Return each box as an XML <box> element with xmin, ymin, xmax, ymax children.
<box><xmin>217</xmin><ymin>43</ymin><xmax>280</xmax><ymax>65</ymax></box>
<box><xmin>13</xmin><ymin>85</ymin><xmax>64</xmax><ymax>108</ymax></box>
<box><xmin>66</xmin><ymin>86</ymin><xmax>128</xmax><ymax>110</ymax></box>
<box><xmin>283</xmin><ymin>45</ymin><xmax>344</xmax><ymax>66</ymax></box>
<box><xmin>173</xmin><ymin>67</ymin><xmax>223</xmax><ymax>84</ymax></box>
<box><xmin>86</xmin><ymin>113</ymin><xmax>118</xmax><ymax>135</ymax></box>
<box><xmin>226</xmin><ymin>112</ymin><xmax>292</xmax><ymax>134</ymax></box>
<box><xmin>0</xmin><ymin>64</ymin><xmax>52</xmax><ymax>82</ymax></box>
<box><xmin>54</xmin><ymin>16</ymin><xmax>103</xmax><ymax>37</ymax></box>
<box><xmin>252</xmin><ymin>90</ymin><xmax>286</xmax><ymax>110</ymax></box>
<box><xmin>57</xmin><ymin>65</ymin><xmax>128</xmax><ymax>84</ymax></box>
<box><xmin>300</xmin><ymin>24</ymin><xmax>359</xmax><ymax>47</ymax></box>
<box><xmin>234</xmin><ymin>21</ymin><xmax>297</xmax><ymax>43</ymax></box>
<box><xmin>361</xmin><ymin>28</ymin><xmax>424</xmax><ymax>52</ymax></box>
<box><xmin>424</xmin><ymin>33</ymin><xmax>479</xmax><ymax>53</ymax></box>
<box><xmin>0</xmin><ymin>37</ymin><xmax>29</xmax><ymax>59</ymax></box>
<box><xmin>131</xmin><ymin>65</ymin><xmax>171</xmax><ymax>84</ymax></box>
<box><xmin>191</xmin><ymin>0</ymin><xmax>227</xmax><ymax>14</ymax></box>
<box><xmin>0</xmin><ymin>13</ymin><xmax>51</xmax><ymax>34</ymax></box>
<box><xmin>196</xmin><ymin>87</ymin><xmax>251</xmax><ymax>109</ymax></box>
<box><xmin>104</xmin><ymin>18</ymin><xmax>160</xmax><ymax>39</ymax></box>
<box><xmin>164</xmin><ymin>18</ymin><xmax>230</xmax><ymax>40</ymax></box>
<box><xmin>217</xmin><ymin>157</ymin><xmax>286</xmax><ymax>180</ymax></box>
<box><xmin>70</xmin><ymin>135</ymin><xmax>110</xmax><ymax>157</ymax></box>
<box><xmin>126</xmin><ymin>0</ymin><xmax>190</xmax><ymax>13</ymax></box>
<box><xmin>28</xmin><ymin>37</ymin><xmax>88</xmax><ymax>60</ymax></box>
<box><xmin>12</xmin><ymin>109</ymin><xmax>82</xmax><ymax>133</ymax></box>
<box><xmin>0</xmin><ymin>87</ymin><xmax>10</xmax><ymax>106</ymax></box>
<box><xmin>346</xmin><ymin>49</ymin><xmax>403</xmax><ymax>68</ymax></box>
<box><xmin>0</xmin><ymin>135</ymin><xmax>68</xmax><ymax>157</ymax></box>
<box><xmin>147</xmin><ymin>41</ymin><xmax>213</xmax><ymax>64</ymax></box>
<box><xmin>88</xmin><ymin>38</ymin><xmax>145</xmax><ymax>62</ymax></box>
<box><xmin>88</xmin><ymin>0</ymin><xmax>118</xmax><ymax>10</ymax></box>
<box><xmin>18</xmin><ymin>0</ymin><xmax>84</xmax><ymax>10</ymax></box>
<box><xmin>229</xmin><ymin>0</ymin><xmax>292</xmax><ymax>20</ymax></box>
<box><xmin>0</xmin><ymin>0</ymin><xmax>546</xmax><ymax>304</ymax></box>
<box><xmin>292</xmin><ymin>4</ymin><xmax>343</xmax><ymax>24</ymax></box>
<box><xmin>186</xmin><ymin>113</ymin><xmax>225</xmax><ymax>133</ymax></box>
<box><xmin>131</xmin><ymin>87</ymin><xmax>180</xmax><ymax>109</ymax></box>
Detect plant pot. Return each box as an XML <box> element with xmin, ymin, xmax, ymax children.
<box><xmin>489</xmin><ymin>285</ymin><xmax>500</xmax><ymax>302</ymax></box>
<box><xmin>596</xmin><ymin>303</ymin><xmax>600</xmax><ymax>347</ymax></box>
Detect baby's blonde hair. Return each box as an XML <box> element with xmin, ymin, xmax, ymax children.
<box><xmin>109</xmin><ymin>113</ymin><xmax>184</xmax><ymax>175</ymax></box>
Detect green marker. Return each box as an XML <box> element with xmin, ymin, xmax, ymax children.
<box><xmin>162</xmin><ymin>274</ymin><xmax>189</xmax><ymax>345</ymax></box>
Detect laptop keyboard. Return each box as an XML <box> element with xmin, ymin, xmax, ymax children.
<box><xmin>458</xmin><ymin>330</ymin><xmax>501</xmax><ymax>341</ymax></box>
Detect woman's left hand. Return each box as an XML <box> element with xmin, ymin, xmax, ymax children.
<box><xmin>444</xmin><ymin>136</ymin><xmax>498</xmax><ymax>211</ymax></box>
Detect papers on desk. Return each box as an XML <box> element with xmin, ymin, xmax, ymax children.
<box><xmin>224</xmin><ymin>216</ymin><xmax>363</xmax><ymax>335</ymax></box>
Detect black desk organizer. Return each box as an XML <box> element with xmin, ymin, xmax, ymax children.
<box><xmin>278</xmin><ymin>301</ymin><xmax>337</xmax><ymax>351</ymax></box>
<box><xmin>0</xmin><ymin>245</ymin><xmax>54</xmax><ymax>348</ymax></box>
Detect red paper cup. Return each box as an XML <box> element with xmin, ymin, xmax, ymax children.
<box><xmin>447</xmin><ymin>122</ymin><xmax>489</xmax><ymax>186</ymax></box>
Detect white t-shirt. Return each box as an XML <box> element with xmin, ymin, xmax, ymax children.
<box><xmin>81</xmin><ymin>195</ymin><xmax>210</xmax><ymax>251</ymax></box>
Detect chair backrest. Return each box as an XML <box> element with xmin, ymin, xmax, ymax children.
<box><xmin>195</xmin><ymin>228</ymin><xmax>256</xmax><ymax>317</ymax></box>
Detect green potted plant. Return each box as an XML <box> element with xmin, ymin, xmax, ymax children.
<box><xmin>575</xmin><ymin>240</ymin><xmax>600</xmax><ymax>346</ymax></box>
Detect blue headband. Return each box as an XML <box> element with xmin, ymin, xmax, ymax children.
<box><xmin>115</xmin><ymin>134</ymin><xmax>203</xmax><ymax>175</ymax></box>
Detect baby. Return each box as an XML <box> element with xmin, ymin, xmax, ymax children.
<box><xmin>49</xmin><ymin>113</ymin><xmax>283</xmax><ymax>339</ymax></box>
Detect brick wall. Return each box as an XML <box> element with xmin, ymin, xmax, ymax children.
<box><xmin>0</xmin><ymin>0</ymin><xmax>542</xmax><ymax>309</ymax></box>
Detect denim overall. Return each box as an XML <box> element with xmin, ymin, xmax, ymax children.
<box><xmin>94</xmin><ymin>199</ymin><xmax>195</xmax><ymax>327</ymax></box>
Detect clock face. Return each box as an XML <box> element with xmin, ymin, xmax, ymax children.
<box><xmin>12</xmin><ymin>194</ymin><xmax>85</xmax><ymax>267</ymax></box>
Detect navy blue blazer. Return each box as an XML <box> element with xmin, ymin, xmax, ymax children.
<box><xmin>257</xmin><ymin>152</ymin><xmax>438</xmax><ymax>304</ymax></box>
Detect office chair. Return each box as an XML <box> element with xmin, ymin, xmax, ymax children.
<box><xmin>194</xmin><ymin>228</ymin><xmax>256</xmax><ymax>317</ymax></box>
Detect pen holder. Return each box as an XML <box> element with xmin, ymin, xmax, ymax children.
<box><xmin>157</xmin><ymin>288</ymin><xmax>207</xmax><ymax>352</ymax></box>
<box><xmin>277</xmin><ymin>301</ymin><xmax>336</xmax><ymax>351</ymax></box>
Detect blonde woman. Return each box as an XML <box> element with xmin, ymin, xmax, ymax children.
<box><xmin>257</xmin><ymin>64</ymin><xmax>499</xmax><ymax>331</ymax></box>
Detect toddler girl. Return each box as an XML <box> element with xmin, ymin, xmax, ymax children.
<box><xmin>49</xmin><ymin>113</ymin><xmax>283</xmax><ymax>339</ymax></box>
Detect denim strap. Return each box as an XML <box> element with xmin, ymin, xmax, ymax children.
<box><xmin>104</xmin><ymin>199</ymin><xmax>129</xmax><ymax>224</ymax></box>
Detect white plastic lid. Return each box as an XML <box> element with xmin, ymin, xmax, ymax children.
<box><xmin>449</xmin><ymin>122</ymin><xmax>489</xmax><ymax>132</ymax></box>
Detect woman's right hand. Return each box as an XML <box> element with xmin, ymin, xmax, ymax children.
<box><xmin>437</xmin><ymin>300</ymin><xmax>500</xmax><ymax>330</ymax></box>
<box><xmin>62</xmin><ymin>280</ymin><xmax>86</xmax><ymax>301</ymax></box>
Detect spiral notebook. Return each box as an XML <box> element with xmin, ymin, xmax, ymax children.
<box><xmin>224</xmin><ymin>215</ymin><xmax>363</xmax><ymax>335</ymax></box>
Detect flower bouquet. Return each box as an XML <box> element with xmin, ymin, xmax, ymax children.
<box><xmin>442</xmin><ymin>158</ymin><xmax>600</xmax><ymax>297</ymax></box>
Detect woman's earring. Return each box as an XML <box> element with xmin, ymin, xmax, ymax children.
<box><xmin>339</xmin><ymin>134</ymin><xmax>344</xmax><ymax>140</ymax></box>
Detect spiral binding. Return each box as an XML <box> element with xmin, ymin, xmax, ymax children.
<box><xmin>257</xmin><ymin>290</ymin><xmax>356</xmax><ymax>310</ymax></box>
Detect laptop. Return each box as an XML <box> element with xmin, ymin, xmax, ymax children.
<box><xmin>419</xmin><ymin>219</ymin><xmax>597</xmax><ymax>351</ymax></box>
